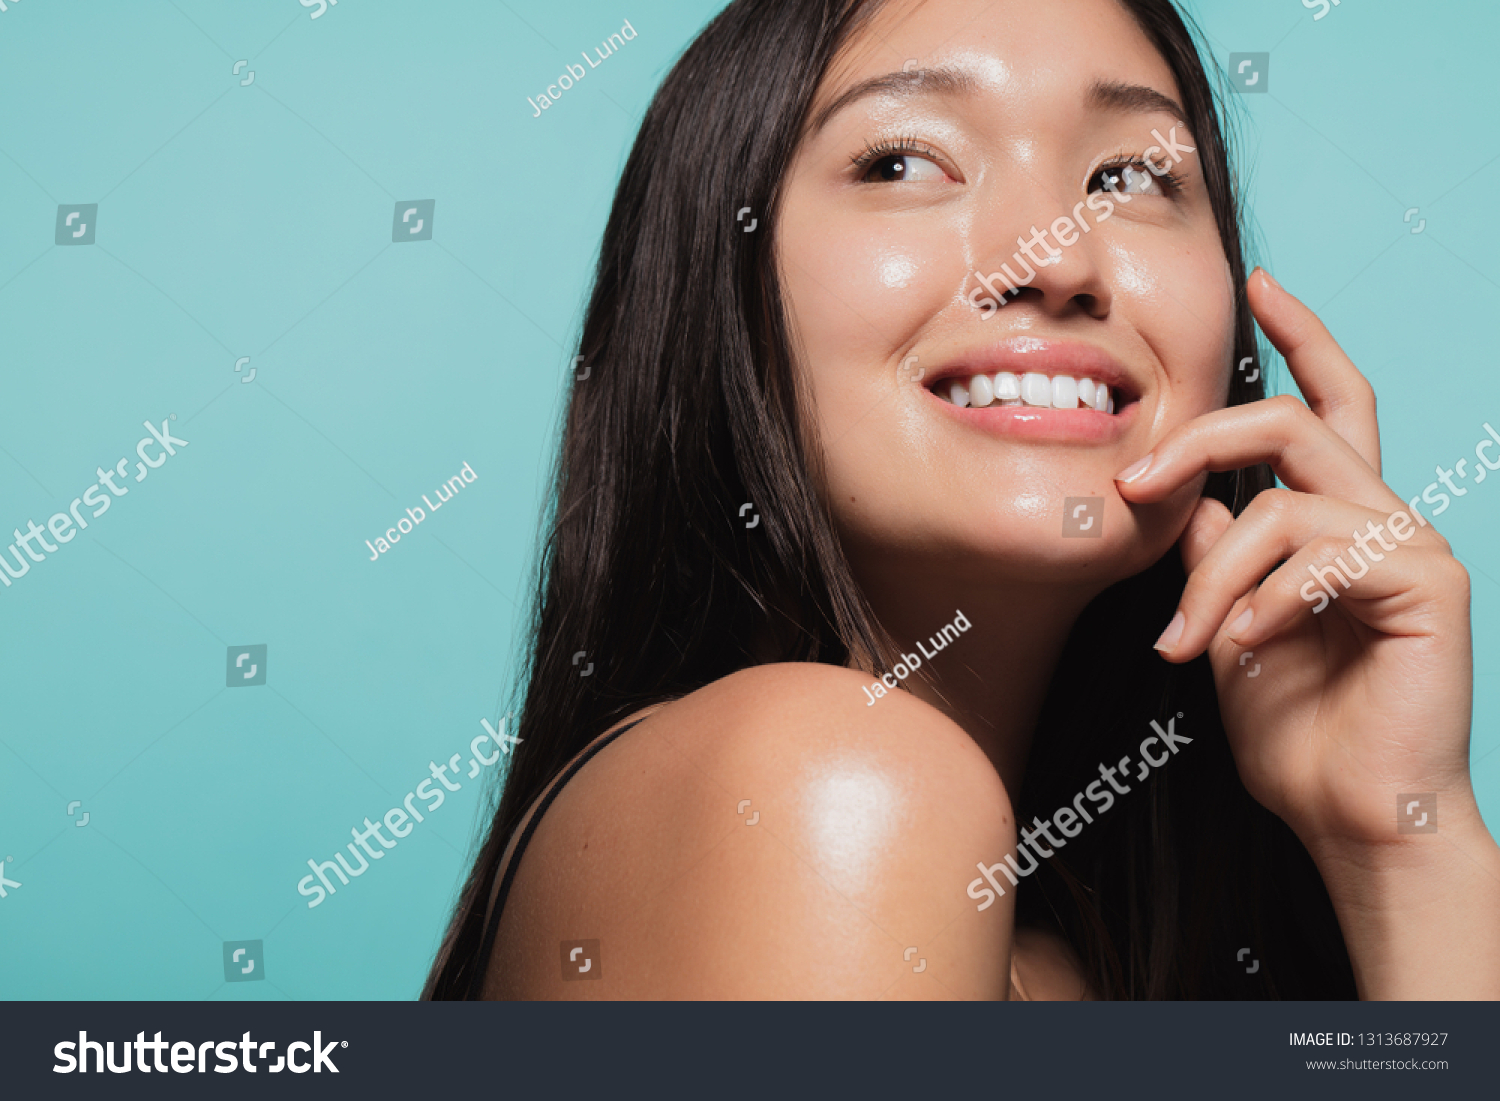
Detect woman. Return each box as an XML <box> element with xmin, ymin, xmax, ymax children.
<box><xmin>424</xmin><ymin>0</ymin><xmax>1500</xmax><ymax>1000</ymax></box>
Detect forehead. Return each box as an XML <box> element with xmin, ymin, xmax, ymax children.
<box><xmin>813</xmin><ymin>0</ymin><xmax>1181</xmax><ymax>127</ymax></box>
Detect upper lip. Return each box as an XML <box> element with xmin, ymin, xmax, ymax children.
<box><xmin>920</xmin><ymin>337</ymin><xmax>1140</xmax><ymax>403</ymax></box>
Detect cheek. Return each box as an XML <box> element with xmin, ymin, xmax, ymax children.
<box><xmin>780</xmin><ymin>202</ymin><xmax>965</xmax><ymax>372</ymax></box>
<box><xmin>779</xmin><ymin>213</ymin><xmax>962</xmax><ymax>483</ymax></box>
<box><xmin>875</xmin><ymin>247</ymin><xmax>920</xmax><ymax>290</ymax></box>
<box><xmin>1106</xmin><ymin>237</ymin><xmax>1235</xmax><ymax>419</ymax></box>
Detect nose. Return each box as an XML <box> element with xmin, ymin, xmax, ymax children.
<box><xmin>967</xmin><ymin>191</ymin><xmax>1113</xmax><ymax>321</ymax></box>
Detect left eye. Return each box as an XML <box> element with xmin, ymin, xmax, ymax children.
<box><xmin>1089</xmin><ymin>162</ymin><xmax>1167</xmax><ymax>196</ymax></box>
<box><xmin>862</xmin><ymin>153</ymin><xmax>946</xmax><ymax>184</ymax></box>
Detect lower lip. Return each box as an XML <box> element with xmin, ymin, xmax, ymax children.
<box><xmin>928</xmin><ymin>391</ymin><xmax>1137</xmax><ymax>442</ymax></box>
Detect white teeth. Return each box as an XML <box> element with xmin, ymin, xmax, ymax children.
<box><xmin>1050</xmin><ymin>375</ymin><xmax>1077</xmax><ymax>410</ymax></box>
<box><xmin>968</xmin><ymin>374</ymin><xmax>994</xmax><ymax>408</ymax></box>
<box><xmin>1021</xmin><ymin>372</ymin><xmax>1052</xmax><ymax>407</ymax></box>
<box><xmin>935</xmin><ymin>370</ymin><xmax>1117</xmax><ymax>411</ymax></box>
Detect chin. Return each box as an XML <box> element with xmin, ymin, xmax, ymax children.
<box><xmin>845</xmin><ymin>506</ymin><xmax>1164</xmax><ymax>594</ymax></box>
<box><xmin>967</xmin><ymin>523</ymin><xmax>1163</xmax><ymax>590</ymax></box>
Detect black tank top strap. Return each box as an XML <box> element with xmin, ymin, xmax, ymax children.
<box><xmin>465</xmin><ymin>717</ymin><xmax>647</xmax><ymax>999</ymax></box>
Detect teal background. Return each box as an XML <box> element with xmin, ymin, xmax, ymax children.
<box><xmin>0</xmin><ymin>0</ymin><xmax>1496</xmax><ymax>1000</ymax></box>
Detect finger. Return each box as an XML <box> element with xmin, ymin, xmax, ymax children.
<box><xmin>1248</xmin><ymin>268</ymin><xmax>1381</xmax><ymax>473</ymax></box>
<box><xmin>1178</xmin><ymin>495</ymin><xmax>1234</xmax><ymax>575</ymax></box>
<box><xmin>1154</xmin><ymin>488</ymin><xmax>1389</xmax><ymax>661</ymax></box>
<box><xmin>1215</xmin><ymin>533</ymin><xmax>1468</xmax><ymax>654</ymax></box>
<box><xmin>1115</xmin><ymin>394</ymin><xmax>1397</xmax><ymax>513</ymax></box>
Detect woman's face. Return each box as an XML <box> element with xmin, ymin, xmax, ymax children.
<box><xmin>778</xmin><ymin>0</ymin><xmax>1232</xmax><ymax>592</ymax></box>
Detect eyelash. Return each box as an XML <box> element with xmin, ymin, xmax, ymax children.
<box><xmin>849</xmin><ymin>134</ymin><xmax>947</xmax><ymax>179</ymax></box>
<box><xmin>848</xmin><ymin>139</ymin><xmax>1187</xmax><ymax>197</ymax></box>
<box><xmin>1093</xmin><ymin>152</ymin><xmax>1185</xmax><ymax>196</ymax></box>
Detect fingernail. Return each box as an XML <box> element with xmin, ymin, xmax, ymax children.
<box><xmin>1259</xmin><ymin>267</ymin><xmax>1281</xmax><ymax>290</ymax></box>
<box><xmin>1153</xmin><ymin>610</ymin><xmax>1185</xmax><ymax>653</ymax></box>
<box><xmin>1116</xmin><ymin>454</ymin><xmax>1153</xmax><ymax>483</ymax></box>
<box><xmin>1227</xmin><ymin>606</ymin><xmax>1254</xmax><ymax>639</ymax></box>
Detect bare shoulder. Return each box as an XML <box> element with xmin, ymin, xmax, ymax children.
<box><xmin>485</xmin><ymin>663</ymin><xmax>1017</xmax><ymax>999</ymax></box>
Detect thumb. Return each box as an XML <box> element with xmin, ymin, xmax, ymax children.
<box><xmin>1178</xmin><ymin>496</ymin><xmax>1234</xmax><ymax>575</ymax></box>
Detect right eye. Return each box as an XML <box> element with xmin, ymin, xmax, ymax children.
<box><xmin>860</xmin><ymin>152</ymin><xmax>947</xmax><ymax>184</ymax></box>
<box><xmin>852</xmin><ymin>138</ymin><xmax>951</xmax><ymax>184</ymax></box>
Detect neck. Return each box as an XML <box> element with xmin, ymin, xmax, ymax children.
<box><xmin>855</xmin><ymin>572</ymin><xmax>1095</xmax><ymax>796</ymax></box>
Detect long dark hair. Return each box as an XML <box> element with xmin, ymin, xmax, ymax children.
<box><xmin>424</xmin><ymin>0</ymin><xmax>1355</xmax><ymax>1000</ymax></box>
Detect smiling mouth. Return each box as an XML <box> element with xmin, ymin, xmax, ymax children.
<box><xmin>929</xmin><ymin>370</ymin><xmax>1132</xmax><ymax>413</ymax></box>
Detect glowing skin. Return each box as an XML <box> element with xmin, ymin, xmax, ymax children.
<box><xmin>771</xmin><ymin>0</ymin><xmax>1228</xmax><ymax>810</ymax></box>
<box><xmin>483</xmin><ymin>0</ymin><xmax>1499</xmax><ymax>1004</ymax></box>
<box><xmin>800</xmin><ymin>764</ymin><xmax>906</xmax><ymax>902</ymax></box>
<box><xmin>777</xmin><ymin>0</ymin><xmax>1228</xmax><ymax>608</ymax></box>
<box><xmin>877</xmin><ymin>248</ymin><xmax>919</xmax><ymax>290</ymax></box>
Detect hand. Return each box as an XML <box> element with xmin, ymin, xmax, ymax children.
<box><xmin>1111</xmin><ymin>268</ymin><xmax>1500</xmax><ymax>998</ymax></box>
<box><xmin>1114</xmin><ymin>268</ymin><xmax>1476</xmax><ymax>851</ymax></box>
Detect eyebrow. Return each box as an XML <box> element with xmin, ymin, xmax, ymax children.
<box><xmin>1085</xmin><ymin>80</ymin><xmax>1187</xmax><ymax>123</ymax></box>
<box><xmin>809</xmin><ymin>66</ymin><xmax>980</xmax><ymax>133</ymax></box>
<box><xmin>809</xmin><ymin>69</ymin><xmax>1188</xmax><ymax>135</ymax></box>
